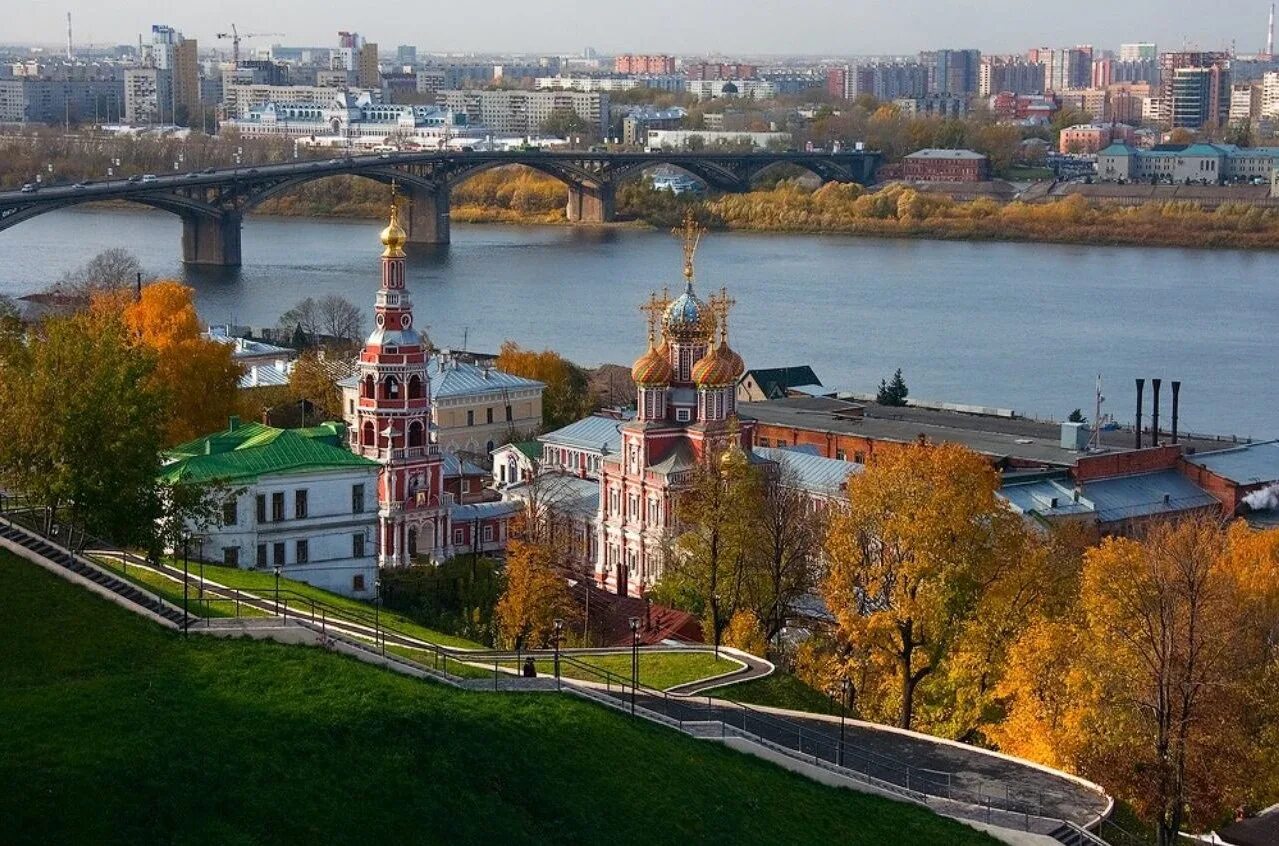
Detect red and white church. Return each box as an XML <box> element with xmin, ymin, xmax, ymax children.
<box><xmin>348</xmin><ymin>197</ymin><xmax>519</xmax><ymax>565</ymax></box>
<box><xmin>594</xmin><ymin>217</ymin><xmax>756</xmax><ymax>595</ymax></box>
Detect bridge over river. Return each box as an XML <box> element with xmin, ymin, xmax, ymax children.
<box><xmin>0</xmin><ymin>149</ymin><xmax>879</xmax><ymax>266</ymax></box>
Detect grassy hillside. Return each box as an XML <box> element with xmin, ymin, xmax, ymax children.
<box><xmin>0</xmin><ymin>552</ymin><xmax>997</xmax><ymax>846</ymax></box>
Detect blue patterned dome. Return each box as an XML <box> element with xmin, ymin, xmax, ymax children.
<box><xmin>663</xmin><ymin>282</ymin><xmax>715</xmax><ymax>342</ymax></box>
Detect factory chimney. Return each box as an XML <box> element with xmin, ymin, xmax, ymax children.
<box><xmin>66</xmin><ymin>12</ymin><xmax>72</xmax><ymax>60</ymax></box>
<box><xmin>1270</xmin><ymin>4</ymin><xmax>1276</xmax><ymax>57</ymax></box>
<box><xmin>1151</xmin><ymin>379</ymin><xmax>1161</xmax><ymax>447</ymax></box>
<box><xmin>1171</xmin><ymin>381</ymin><xmax>1181</xmax><ymax>445</ymax></box>
<box><xmin>1135</xmin><ymin>378</ymin><xmax>1144</xmax><ymax>449</ymax></box>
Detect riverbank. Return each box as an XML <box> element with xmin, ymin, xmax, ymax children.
<box><xmin>248</xmin><ymin>171</ymin><xmax>1279</xmax><ymax>251</ymax></box>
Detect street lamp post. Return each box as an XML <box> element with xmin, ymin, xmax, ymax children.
<box><xmin>375</xmin><ymin>576</ymin><xmax>383</xmax><ymax>657</ymax></box>
<box><xmin>197</xmin><ymin>537</ymin><xmax>205</xmax><ymax>602</ymax></box>
<box><xmin>629</xmin><ymin>616</ymin><xmax>640</xmax><ymax>715</ymax></box>
<box><xmin>552</xmin><ymin>617</ymin><xmax>564</xmax><ymax>688</ymax></box>
<box><xmin>182</xmin><ymin>534</ymin><xmax>190</xmax><ymax>636</ymax></box>
<box><xmin>274</xmin><ymin>565</ymin><xmax>281</xmax><ymax>615</ymax></box>
<box><xmin>712</xmin><ymin>592</ymin><xmax>721</xmax><ymax>660</ymax></box>
<box><xmin>839</xmin><ymin>677</ymin><xmax>852</xmax><ymax>768</ymax></box>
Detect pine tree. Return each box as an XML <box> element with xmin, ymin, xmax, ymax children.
<box><xmin>877</xmin><ymin>368</ymin><xmax>909</xmax><ymax>406</ymax></box>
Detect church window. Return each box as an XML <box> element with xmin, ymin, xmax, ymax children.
<box><xmin>408</xmin><ymin>421</ymin><xmax>424</xmax><ymax>448</ymax></box>
<box><xmin>385</xmin><ymin>376</ymin><xmax>400</xmax><ymax>399</ymax></box>
<box><xmin>408</xmin><ymin>374</ymin><xmax>423</xmax><ymax>399</ymax></box>
<box><xmin>483</xmin><ymin>525</ymin><xmax>494</xmax><ymax>542</ymax></box>
<box><xmin>676</xmin><ymin>408</ymin><xmax>691</xmax><ymax>423</ymax></box>
<box><xmin>223</xmin><ymin>547</ymin><xmax>240</xmax><ymax>567</ymax></box>
<box><xmin>222</xmin><ymin>498</ymin><xmax>237</xmax><ymax>526</ymax></box>
<box><xmin>352</xmin><ymin>484</ymin><xmax>365</xmax><ymax>513</ymax></box>
<box><xmin>453</xmin><ymin>527</ymin><xmax>465</xmax><ymax>546</ymax></box>
<box><xmin>467</xmin><ymin>410</ymin><xmax>474</xmax><ymax>427</ymax></box>
<box><xmin>271</xmin><ymin>492</ymin><xmax>285</xmax><ymax>522</ymax></box>
<box><xmin>294</xmin><ymin>489</ymin><xmax>308</xmax><ymax>519</ymax></box>
<box><xmin>296</xmin><ymin>539</ymin><xmax>309</xmax><ymax>564</ymax></box>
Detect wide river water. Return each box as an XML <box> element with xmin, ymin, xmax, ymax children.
<box><xmin>1</xmin><ymin>207</ymin><xmax>1274</xmax><ymax>439</ymax></box>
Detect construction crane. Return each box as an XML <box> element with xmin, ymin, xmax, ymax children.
<box><xmin>215</xmin><ymin>24</ymin><xmax>284</xmax><ymax>67</ymax></box>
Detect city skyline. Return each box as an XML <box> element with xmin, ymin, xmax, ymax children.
<box><xmin>8</xmin><ymin>0</ymin><xmax>1275</xmax><ymax>57</ymax></box>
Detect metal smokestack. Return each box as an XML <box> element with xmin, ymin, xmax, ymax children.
<box><xmin>66</xmin><ymin>12</ymin><xmax>73</xmax><ymax>60</ymax></box>
<box><xmin>1171</xmin><ymin>381</ymin><xmax>1181</xmax><ymax>445</ymax></box>
<box><xmin>1151</xmin><ymin>379</ymin><xmax>1161</xmax><ymax>447</ymax></box>
<box><xmin>1135</xmin><ymin>379</ymin><xmax>1144</xmax><ymax>449</ymax></box>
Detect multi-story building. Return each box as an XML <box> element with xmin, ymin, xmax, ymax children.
<box><xmin>1037</xmin><ymin>45</ymin><xmax>1093</xmax><ymax>92</ymax></box>
<box><xmin>1097</xmin><ymin>141</ymin><xmax>1279</xmax><ymax>183</ymax></box>
<box><xmin>685</xmin><ymin>62</ymin><xmax>757</xmax><ymax>80</ymax></box>
<box><xmin>1230</xmin><ymin>81</ymin><xmax>1263</xmax><ymax>123</ymax></box>
<box><xmin>224</xmin><ymin>92</ymin><xmax>474</xmax><ymax>146</ymax></box>
<box><xmin>124</xmin><ymin>66</ymin><xmax>173</xmax><ymax>124</ymax></box>
<box><xmin>893</xmin><ymin>94</ymin><xmax>970</xmax><ymax>118</ymax></box>
<box><xmin>1111</xmin><ymin>58</ymin><xmax>1159</xmax><ymax>84</ymax></box>
<box><xmin>850</xmin><ymin>62</ymin><xmax>928</xmax><ymax>100</ymax></box>
<box><xmin>614</xmin><ymin>54</ymin><xmax>676</xmax><ymax>75</ymax></box>
<box><xmin>619</xmin><ymin>106</ymin><xmax>686</xmax><ymax>145</ymax></box>
<box><xmin>685</xmin><ymin>79</ymin><xmax>778</xmax><ymax>100</ymax></box>
<box><xmin>980</xmin><ymin>56</ymin><xmax>1044</xmax><ymax>96</ymax></box>
<box><xmin>222</xmin><ymin>83</ymin><xmax>365</xmax><ymax>118</ymax></box>
<box><xmin>0</xmin><ymin>75</ymin><xmax>124</xmax><ymax>124</ymax></box>
<box><xmin>645</xmin><ymin>129</ymin><xmax>789</xmax><ymax>151</ymax></box>
<box><xmin>902</xmin><ymin>148</ymin><xmax>990</xmax><ymax>182</ymax></box>
<box><xmin>1171</xmin><ymin>65</ymin><xmax>1231</xmax><ymax>129</ymax></box>
<box><xmin>396</xmin><ymin>45</ymin><xmax>417</xmax><ymax>66</ymax></box>
<box><xmin>1158</xmin><ymin>51</ymin><xmax>1230</xmax><ymax>124</ymax></box>
<box><xmin>988</xmin><ymin>91</ymin><xmax>1056</xmax><ymax>122</ymax></box>
<box><xmin>826</xmin><ymin>66</ymin><xmax>849</xmax><ymax>99</ymax></box>
<box><xmin>357</xmin><ymin>42</ymin><xmax>378</xmax><ymax>89</ymax></box>
<box><xmin>1107</xmin><ymin>82</ymin><xmax>1153</xmax><ymax>124</ymax></box>
<box><xmin>1264</xmin><ymin>71</ymin><xmax>1279</xmax><ymax>117</ymax></box>
<box><xmin>1057</xmin><ymin>87</ymin><xmax>1109</xmax><ymax>119</ymax></box>
<box><xmin>1120</xmin><ymin>42</ymin><xmax>1157</xmax><ymax>61</ymax></box>
<box><xmin>162</xmin><ymin>418</ymin><xmax>381</xmax><ymax>598</ymax></box>
<box><xmin>173</xmin><ymin>38</ymin><xmax>199</xmax><ymax>124</ymax></box>
<box><xmin>919</xmin><ymin>49</ymin><xmax>981</xmax><ymax>95</ymax></box>
<box><xmin>536</xmin><ymin>74</ymin><xmax>683</xmax><ymax>93</ymax></box>
<box><xmin>1060</xmin><ymin>123</ymin><xmax>1137</xmax><ymax>154</ymax></box>
<box><xmin>436</xmin><ymin>88</ymin><xmax>608</xmax><ymax>136</ymax></box>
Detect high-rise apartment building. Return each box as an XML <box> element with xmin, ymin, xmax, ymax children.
<box><xmin>684</xmin><ymin>62</ymin><xmax>756</xmax><ymax>80</ymax></box>
<box><xmin>1037</xmin><ymin>46</ymin><xmax>1093</xmax><ymax>92</ymax></box>
<box><xmin>1229</xmin><ymin>81</ymin><xmax>1262</xmax><ymax>123</ymax></box>
<box><xmin>979</xmin><ymin>56</ymin><xmax>1045</xmax><ymax>96</ymax></box>
<box><xmin>397</xmin><ymin>45</ymin><xmax>417</xmax><ymax>66</ymax></box>
<box><xmin>124</xmin><ymin>66</ymin><xmax>173</xmax><ymax>124</ymax></box>
<box><xmin>1262</xmin><ymin>71</ymin><xmax>1279</xmax><ymax>117</ymax></box>
<box><xmin>173</xmin><ymin>38</ymin><xmax>199</xmax><ymax>123</ymax></box>
<box><xmin>850</xmin><ymin>62</ymin><xmax>928</xmax><ymax>100</ymax></box>
<box><xmin>1119</xmin><ymin>42</ymin><xmax>1157</xmax><ymax>61</ymax></box>
<box><xmin>614</xmin><ymin>54</ymin><xmax>677</xmax><ymax>75</ymax></box>
<box><xmin>358</xmin><ymin>42</ymin><xmax>379</xmax><ymax>89</ymax></box>
<box><xmin>436</xmin><ymin>88</ymin><xmax>608</xmax><ymax>136</ymax></box>
<box><xmin>1159</xmin><ymin>51</ymin><xmax>1230</xmax><ymax>124</ymax></box>
<box><xmin>919</xmin><ymin>49</ymin><xmax>980</xmax><ymax>95</ymax></box>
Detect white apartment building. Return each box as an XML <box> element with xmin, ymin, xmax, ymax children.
<box><xmin>435</xmin><ymin>88</ymin><xmax>609</xmax><ymax>136</ymax></box>
<box><xmin>124</xmin><ymin>66</ymin><xmax>173</xmax><ymax>124</ymax></box>
<box><xmin>1263</xmin><ymin>72</ymin><xmax>1279</xmax><ymax>118</ymax></box>
<box><xmin>645</xmin><ymin>129</ymin><xmax>790</xmax><ymax>151</ymax></box>
<box><xmin>685</xmin><ymin>79</ymin><xmax>778</xmax><ymax>100</ymax></box>
<box><xmin>222</xmin><ymin>83</ymin><xmax>372</xmax><ymax>119</ymax></box>
<box><xmin>163</xmin><ymin>419</ymin><xmax>381</xmax><ymax>598</ymax></box>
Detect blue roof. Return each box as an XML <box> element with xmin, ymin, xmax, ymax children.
<box><xmin>999</xmin><ymin>477</ymin><xmax>1095</xmax><ymax>517</ymax></box>
<box><xmin>1083</xmin><ymin>470</ymin><xmax>1218</xmax><ymax>523</ymax></box>
<box><xmin>429</xmin><ymin>358</ymin><xmax>543</xmax><ymax>399</ymax></box>
<box><xmin>540</xmin><ymin>415</ymin><xmax>624</xmax><ymax>454</ymax></box>
<box><xmin>1184</xmin><ymin>441</ymin><xmax>1279</xmax><ymax>485</ymax></box>
<box><xmin>754</xmin><ymin>446</ymin><xmax>861</xmax><ymax>497</ymax></box>
<box><xmin>450</xmin><ymin>500</ymin><xmax>522</xmax><ymax>521</ymax></box>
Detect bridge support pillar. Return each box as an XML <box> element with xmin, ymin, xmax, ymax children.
<box><xmin>404</xmin><ymin>183</ymin><xmax>450</xmax><ymax>245</ymax></box>
<box><xmin>565</xmin><ymin>183</ymin><xmax>614</xmax><ymax>223</ymax></box>
<box><xmin>181</xmin><ymin>212</ymin><xmax>242</xmax><ymax>267</ymax></box>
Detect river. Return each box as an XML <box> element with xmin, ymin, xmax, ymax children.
<box><xmin>1</xmin><ymin>207</ymin><xmax>1274</xmax><ymax>439</ymax></box>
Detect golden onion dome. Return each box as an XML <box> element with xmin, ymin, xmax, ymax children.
<box><xmin>663</xmin><ymin>281</ymin><xmax>716</xmax><ymax>343</ymax></box>
<box><xmin>691</xmin><ymin>340</ymin><xmax>744</xmax><ymax>388</ymax></box>
<box><xmin>380</xmin><ymin>201</ymin><xmax>407</xmax><ymax>257</ymax></box>
<box><xmin>631</xmin><ymin>342</ymin><xmax>674</xmax><ymax>387</ymax></box>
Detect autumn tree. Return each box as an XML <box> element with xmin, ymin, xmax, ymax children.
<box><xmin>106</xmin><ymin>281</ymin><xmax>242</xmax><ymax>445</ymax></box>
<box><xmin>288</xmin><ymin>351</ymin><xmax>343</xmax><ymax>421</ymax></box>
<box><xmin>53</xmin><ymin>247</ymin><xmax>147</xmax><ymax>300</ymax></box>
<box><xmin>823</xmin><ymin>442</ymin><xmax>1029</xmax><ymax>731</ymax></box>
<box><xmin>748</xmin><ymin>459</ymin><xmax>828</xmax><ymax>642</ymax></box>
<box><xmin>0</xmin><ymin>309</ymin><xmax>167</xmax><ymax>549</ymax></box>
<box><xmin>496</xmin><ymin>341</ymin><xmax>591</xmax><ymax>430</ymax></box>
<box><xmin>652</xmin><ymin>445</ymin><xmax>762</xmax><ymax>650</ymax></box>
<box><xmin>494</xmin><ymin>537</ymin><xmax>575</xmax><ymax>649</ymax></box>
<box><xmin>994</xmin><ymin>519</ymin><xmax>1279</xmax><ymax>843</ymax></box>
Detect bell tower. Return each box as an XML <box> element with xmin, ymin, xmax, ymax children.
<box><xmin>353</xmin><ymin>189</ymin><xmax>446</xmax><ymax>567</ymax></box>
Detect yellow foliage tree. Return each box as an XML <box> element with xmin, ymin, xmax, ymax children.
<box><xmin>722</xmin><ymin>609</ymin><xmax>768</xmax><ymax>657</ymax></box>
<box><xmin>496</xmin><ymin>341</ymin><xmax>590</xmax><ymax>430</ymax></box>
<box><xmin>823</xmin><ymin>442</ymin><xmax>1029</xmax><ymax>732</ymax></box>
<box><xmin>94</xmin><ymin>281</ymin><xmax>242</xmax><ymax>445</ymax></box>
<box><xmin>494</xmin><ymin>537</ymin><xmax>574</xmax><ymax>650</ymax></box>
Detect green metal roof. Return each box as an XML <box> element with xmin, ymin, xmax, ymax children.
<box><xmin>161</xmin><ymin>418</ymin><xmax>375</xmax><ymax>484</ymax></box>
<box><xmin>513</xmin><ymin>440</ymin><xmax>542</xmax><ymax>460</ymax></box>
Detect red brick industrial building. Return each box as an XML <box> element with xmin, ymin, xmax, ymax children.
<box><xmin>902</xmin><ymin>149</ymin><xmax>991</xmax><ymax>182</ymax></box>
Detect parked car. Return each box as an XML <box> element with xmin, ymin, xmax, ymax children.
<box><xmin>20</xmin><ymin>183</ymin><xmax>37</xmax><ymax>193</ymax></box>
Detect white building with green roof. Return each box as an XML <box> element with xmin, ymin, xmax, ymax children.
<box><xmin>162</xmin><ymin>417</ymin><xmax>382</xmax><ymax>598</ymax></box>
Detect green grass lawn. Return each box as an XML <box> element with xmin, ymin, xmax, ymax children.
<box><xmin>0</xmin><ymin>551</ymin><xmax>998</xmax><ymax>846</ymax></box>
<box><xmin>90</xmin><ymin>554</ymin><xmax>267</xmax><ymax>620</ymax></box>
<box><xmin>714</xmin><ymin>671</ymin><xmax>842</xmax><ymax>716</ymax></box>
<box><xmin>505</xmin><ymin>652</ymin><xmax>741</xmax><ymax>691</ymax></box>
<box><xmin>166</xmin><ymin>557</ymin><xmax>482</xmax><ymax>649</ymax></box>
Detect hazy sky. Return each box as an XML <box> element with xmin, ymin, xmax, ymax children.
<box><xmin>12</xmin><ymin>0</ymin><xmax>1272</xmax><ymax>56</ymax></box>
